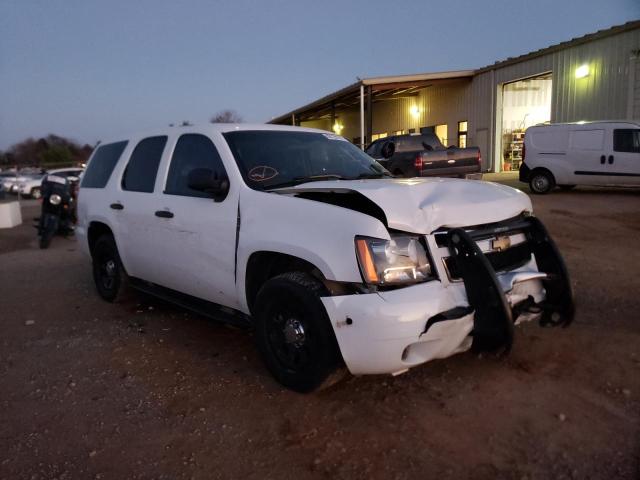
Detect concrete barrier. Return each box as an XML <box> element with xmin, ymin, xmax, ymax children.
<box><xmin>0</xmin><ymin>201</ymin><xmax>22</xmax><ymax>228</ymax></box>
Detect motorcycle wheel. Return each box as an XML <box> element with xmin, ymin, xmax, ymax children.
<box><xmin>39</xmin><ymin>228</ymin><xmax>54</xmax><ymax>249</ymax></box>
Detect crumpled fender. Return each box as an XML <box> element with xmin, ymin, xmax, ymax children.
<box><xmin>236</xmin><ymin>188</ymin><xmax>388</xmax><ymax>311</ymax></box>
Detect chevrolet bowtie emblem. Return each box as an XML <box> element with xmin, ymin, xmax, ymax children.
<box><xmin>491</xmin><ymin>235</ymin><xmax>511</xmax><ymax>251</ymax></box>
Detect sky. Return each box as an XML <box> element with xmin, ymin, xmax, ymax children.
<box><xmin>1</xmin><ymin>0</ymin><xmax>638</xmax><ymax>150</ymax></box>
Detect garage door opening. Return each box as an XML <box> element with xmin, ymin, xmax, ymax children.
<box><xmin>499</xmin><ymin>73</ymin><xmax>552</xmax><ymax>171</ymax></box>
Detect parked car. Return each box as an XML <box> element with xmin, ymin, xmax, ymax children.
<box><xmin>366</xmin><ymin>133</ymin><xmax>482</xmax><ymax>179</ymax></box>
<box><xmin>77</xmin><ymin>125</ymin><xmax>573</xmax><ymax>392</ymax></box>
<box><xmin>19</xmin><ymin>168</ymin><xmax>83</xmax><ymax>198</ymax></box>
<box><xmin>17</xmin><ymin>174</ymin><xmax>46</xmax><ymax>198</ymax></box>
<box><xmin>520</xmin><ymin>121</ymin><xmax>640</xmax><ymax>194</ymax></box>
<box><xmin>2</xmin><ymin>173</ymin><xmax>20</xmax><ymax>193</ymax></box>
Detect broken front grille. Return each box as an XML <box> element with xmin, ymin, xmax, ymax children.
<box><xmin>434</xmin><ymin>214</ymin><xmax>535</xmax><ymax>281</ymax></box>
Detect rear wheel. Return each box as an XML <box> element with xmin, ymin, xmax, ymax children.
<box><xmin>529</xmin><ymin>170</ymin><xmax>555</xmax><ymax>194</ymax></box>
<box><xmin>91</xmin><ymin>235</ymin><xmax>130</xmax><ymax>302</ymax></box>
<box><xmin>254</xmin><ymin>272</ymin><xmax>344</xmax><ymax>392</ymax></box>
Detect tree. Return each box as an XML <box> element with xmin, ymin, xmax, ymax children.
<box><xmin>39</xmin><ymin>144</ymin><xmax>73</xmax><ymax>166</ymax></box>
<box><xmin>210</xmin><ymin>110</ymin><xmax>243</xmax><ymax>123</ymax></box>
<box><xmin>3</xmin><ymin>134</ymin><xmax>93</xmax><ymax>168</ymax></box>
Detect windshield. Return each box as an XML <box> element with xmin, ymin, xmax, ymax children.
<box><xmin>223</xmin><ymin>130</ymin><xmax>390</xmax><ymax>190</ymax></box>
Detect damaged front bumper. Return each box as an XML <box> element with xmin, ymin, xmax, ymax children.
<box><xmin>321</xmin><ymin>215</ymin><xmax>574</xmax><ymax>376</ymax></box>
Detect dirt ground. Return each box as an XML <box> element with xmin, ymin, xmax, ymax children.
<box><xmin>1</xmin><ymin>186</ymin><xmax>639</xmax><ymax>480</ymax></box>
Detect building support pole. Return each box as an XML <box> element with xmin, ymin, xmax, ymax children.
<box><xmin>360</xmin><ymin>84</ymin><xmax>365</xmax><ymax>149</ymax></box>
<box><xmin>291</xmin><ymin>114</ymin><xmax>295</xmax><ymax>126</ymax></box>
<box><xmin>366</xmin><ymin>85</ymin><xmax>373</xmax><ymax>146</ymax></box>
<box><xmin>331</xmin><ymin>102</ymin><xmax>336</xmax><ymax>133</ymax></box>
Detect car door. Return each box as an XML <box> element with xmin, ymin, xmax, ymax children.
<box><xmin>610</xmin><ymin>128</ymin><xmax>640</xmax><ymax>185</ymax></box>
<box><xmin>112</xmin><ymin>135</ymin><xmax>168</xmax><ymax>282</ymax></box>
<box><xmin>152</xmin><ymin>132</ymin><xmax>239</xmax><ymax>309</ymax></box>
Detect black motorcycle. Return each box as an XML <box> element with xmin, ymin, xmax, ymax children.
<box><xmin>36</xmin><ymin>174</ymin><xmax>78</xmax><ymax>249</ymax></box>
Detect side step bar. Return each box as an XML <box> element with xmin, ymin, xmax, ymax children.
<box><xmin>446</xmin><ymin>216</ymin><xmax>575</xmax><ymax>353</ymax></box>
<box><xmin>129</xmin><ymin>277</ymin><xmax>252</xmax><ymax>329</ymax></box>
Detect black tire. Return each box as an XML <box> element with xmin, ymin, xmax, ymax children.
<box><xmin>39</xmin><ymin>228</ymin><xmax>54</xmax><ymax>249</ymax></box>
<box><xmin>254</xmin><ymin>272</ymin><xmax>343</xmax><ymax>393</ymax></box>
<box><xmin>529</xmin><ymin>170</ymin><xmax>555</xmax><ymax>194</ymax></box>
<box><xmin>559</xmin><ymin>185</ymin><xmax>576</xmax><ymax>191</ymax></box>
<box><xmin>91</xmin><ymin>234</ymin><xmax>130</xmax><ymax>302</ymax></box>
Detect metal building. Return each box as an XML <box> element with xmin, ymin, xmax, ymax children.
<box><xmin>269</xmin><ymin>20</ymin><xmax>640</xmax><ymax>172</ymax></box>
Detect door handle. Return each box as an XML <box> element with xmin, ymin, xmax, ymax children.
<box><xmin>600</xmin><ymin>155</ymin><xmax>605</xmax><ymax>165</ymax></box>
<box><xmin>608</xmin><ymin>155</ymin><xmax>614</xmax><ymax>165</ymax></box>
<box><xmin>110</xmin><ymin>203</ymin><xmax>124</xmax><ymax>210</ymax></box>
<box><xmin>155</xmin><ymin>210</ymin><xmax>174</xmax><ymax>218</ymax></box>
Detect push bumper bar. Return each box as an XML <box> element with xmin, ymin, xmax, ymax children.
<box><xmin>446</xmin><ymin>216</ymin><xmax>574</xmax><ymax>353</ymax></box>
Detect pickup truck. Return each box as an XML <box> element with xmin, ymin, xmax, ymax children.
<box><xmin>366</xmin><ymin>133</ymin><xmax>482</xmax><ymax>179</ymax></box>
<box><xmin>77</xmin><ymin>124</ymin><xmax>573</xmax><ymax>392</ymax></box>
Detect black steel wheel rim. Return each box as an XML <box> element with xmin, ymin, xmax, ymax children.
<box><xmin>97</xmin><ymin>254</ymin><xmax>117</xmax><ymax>291</ymax></box>
<box><xmin>265</xmin><ymin>304</ymin><xmax>312</xmax><ymax>372</ymax></box>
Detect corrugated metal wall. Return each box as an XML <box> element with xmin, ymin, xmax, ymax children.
<box><xmin>472</xmin><ymin>26</ymin><xmax>640</xmax><ymax>171</ymax></box>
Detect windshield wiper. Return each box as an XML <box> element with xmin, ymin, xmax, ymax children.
<box><xmin>265</xmin><ymin>174</ymin><xmax>348</xmax><ymax>191</ymax></box>
<box><xmin>292</xmin><ymin>174</ymin><xmax>348</xmax><ymax>182</ymax></box>
<box><xmin>354</xmin><ymin>172</ymin><xmax>392</xmax><ymax>179</ymax></box>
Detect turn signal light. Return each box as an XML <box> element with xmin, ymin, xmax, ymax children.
<box><xmin>355</xmin><ymin>238</ymin><xmax>379</xmax><ymax>283</ymax></box>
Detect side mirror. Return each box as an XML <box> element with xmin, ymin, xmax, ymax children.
<box><xmin>187</xmin><ymin>168</ymin><xmax>229</xmax><ymax>202</ymax></box>
<box><xmin>381</xmin><ymin>141</ymin><xmax>396</xmax><ymax>159</ymax></box>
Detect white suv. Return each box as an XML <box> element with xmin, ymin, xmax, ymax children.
<box><xmin>77</xmin><ymin>124</ymin><xmax>574</xmax><ymax>392</ymax></box>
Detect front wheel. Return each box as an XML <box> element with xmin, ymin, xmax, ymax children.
<box><xmin>38</xmin><ymin>214</ymin><xmax>58</xmax><ymax>249</ymax></box>
<box><xmin>254</xmin><ymin>272</ymin><xmax>343</xmax><ymax>392</ymax></box>
<box><xmin>30</xmin><ymin>187</ymin><xmax>41</xmax><ymax>199</ymax></box>
<box><xmin>39</xmin><ymin>227</ymin><xmax>54</xmax><ymax>249</ymax></box>
<box><xmin>91</xmin><ymin>235</ymin><xmax>130</xmax><ymax>302</ymax></box>
<box><xmin>529</xmin><ymin>170</ymin><xmax>555</xmax><ymax>194</ymax></box>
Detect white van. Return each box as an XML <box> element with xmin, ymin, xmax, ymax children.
<box><xmin>519</xmin><ymin>121</ymin><xmax>640</xmax><ymax>193</ymax></box>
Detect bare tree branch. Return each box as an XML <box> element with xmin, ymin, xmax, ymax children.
<box><xmin>210</xmin><ymin>110</ymin><xmax>243</xmax><ymax>123</ymax></box>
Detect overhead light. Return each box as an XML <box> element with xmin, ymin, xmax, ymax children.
<box><xmin>333</xmin><ymin>123</ymin><xmax>344</xmax><ymax>134</ymax></box>
<box><xmin>575</xmin><ymin>64</ymin><xmax>589</xmax><ymax>79</ymax></box>
<box><xmin>409</xmin><ymin>105</ymin><xmax>420</xmax><ymax>118</ymax></box>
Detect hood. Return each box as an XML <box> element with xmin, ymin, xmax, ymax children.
<box><xmin>275</xmin><ymin>178</ymin><xmax>532</xmax><ymax>233</ymax></box>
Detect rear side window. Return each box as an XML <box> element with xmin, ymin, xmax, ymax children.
<box><xmin>613</xmin><ymin>129</ymin><xmax>640</xmax><ymax>153</ymax></box>
<box><xmin>165</xmin><ymin>134</ymin><xmax>227</xmax><ymax>198</ymax></box>
<box><xmin>81</xmin><ymin>141</ymin><xmax>128</xmax><ymax>188</ymax></box>
<box><xmin>570</xmin><ymin>129</ymin><xmax>604</xmax><ymax>150</ymax></box>
<box><xmin>121</xmin><ymin>136</ymin><xmax>167</xmax><ymax>193</ymax></box>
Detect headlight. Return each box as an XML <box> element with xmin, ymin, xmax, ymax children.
<box><xmin>355</xmin><ymin>234</ymin><xmax>434</xmax><ymax>285</ymax></box>
<box><xmin>49</xmin><ymin>194</ymin><xmax>62</xmax><ymax>205</ymax></box>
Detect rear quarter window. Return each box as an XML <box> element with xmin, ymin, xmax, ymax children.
<box><xmin>81</xmin><ymin>141</ymin><xmax>128</xmax><ymax>188</ymax></box>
